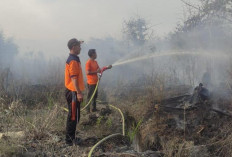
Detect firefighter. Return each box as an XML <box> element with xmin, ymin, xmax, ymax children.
<box><xmin>64</xmin><ymin>38</ymin><xmax>85</xmax><ymax>146</ymax></box>
<box><xmin>85</xmin><ymin>49</ymin><xmax>111</xmax><ymax>113</ymax></box>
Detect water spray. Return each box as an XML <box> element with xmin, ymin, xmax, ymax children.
<box><xmin>63</xmin><ymin>51</ymin><xmax>230</xmax><ymax>156</ymax></box>
<box><xmin>112</xmin><ymin>51</ymin><xmax>229</xmax><ymax>67</ymax></box>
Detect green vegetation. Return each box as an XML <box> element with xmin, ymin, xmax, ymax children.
<box><xmin>127</xmin><ymin>118</ymin><xmax>143</xmax><ymax>142</ymax></box>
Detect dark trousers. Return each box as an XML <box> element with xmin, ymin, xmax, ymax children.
<box><xmin>87</xmin><ymin>84</ymin><xmax>98</xmax><ymax>111</ymax></box>
<box><xmin>65</xmin><ymin>89</ymin><xmax>80</xmax><ymax>144</ymax></box>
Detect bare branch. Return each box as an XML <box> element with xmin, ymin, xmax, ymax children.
<box><xmin>181</xmin><ymin>0</ymin><xmax>232</xmax><ymax>23</ymax></box>
<box><xmin>180</xmin><ymin>0</ymin><xmax>200</xmax><ymax>10</ymax></box>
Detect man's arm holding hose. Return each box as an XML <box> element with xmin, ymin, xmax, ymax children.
<box><xmin>86</xmin><ymin>65</ymin><xmax>112</xmax><ymax>75</ymax></box>
<box><xmin>86</xmin><ymin>68</ymin><xmax>101</xmax><ymax>75</ymax></box>
<box><xmin>100</xmin><ymin>65</ymin><xmax>112</xmax><ymax>73</ymax></box>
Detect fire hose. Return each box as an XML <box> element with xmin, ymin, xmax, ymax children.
<box><xmin>85</xmin><ymin>65</ymin><xmax>126</xmax><ymax>157</ymax></box>
<box><xmin>88</xmin><ymin>103</ymin><xmax>125</xmax><ymax>157</ymax></box>
<box><xmin>62</xmin><ymin>65</ymin><xmax>111</xmax><ymax>112</ymax></box>
<box><xmin>81</xmin><ymin>65</ymin><xmax>112</xmax><ymax>111</ymax></box>
<box><xmin>62</xmin><ymin>65</ymin><xmax>126</xmax><ymax>156</ymax></box>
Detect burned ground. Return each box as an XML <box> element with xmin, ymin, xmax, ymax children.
<box><xmin>1</xmin><ymin>81</ymin><xmax>232</xmax><ymax>157</ymax></box>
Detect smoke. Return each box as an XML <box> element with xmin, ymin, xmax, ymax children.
<box><xmin>0</xmin><ymin>33</ymin><xmax>18</xmax><ymax>68</ymax></box>
<box><xmin>1</xmin><ymin>0</ymin><xmax>232</xmax><ymax>98</ymax></box>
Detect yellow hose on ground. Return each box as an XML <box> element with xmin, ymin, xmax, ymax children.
<box><xmin>87</xmin><ymin>103</ymin><xmax>125</xmax><ymax>157</ymax></box>
<box><xmin>109</xmin><ymin>104</ymin><xmax>125</xmax><ymax>136</ymax></box>
<box><xmin>88</xmin><ymin>133</ymin><xmax>122</xmax><ymax>157</ymax></box>
<box><xmin>61</xmin><ymin>107</ymin><xmax>68</xmax><ymax>112</ymax></box>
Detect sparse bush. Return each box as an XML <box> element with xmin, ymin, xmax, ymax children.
<box><xmin>96</xmin><ymin>116</ymin><xmax>104</xmax><ymax>126</ymax></box>
<box><xmin>127</xmin><ymin>118</ymin><xmax>143</xmax><ymax>142</ymax></box>
<box><xmin>106</xmin><ymin>117</ymin><xmax>112</xmax><ymax>128</ymax></box>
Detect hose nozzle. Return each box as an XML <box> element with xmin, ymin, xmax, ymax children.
<box><xmin>107</xmin><ymin>65</ymin><xmax>112</xmax><ymax>69</ymax></box>
<box><xmin>100</xmin><ymin>65</ymin><xmax>113</xmax><ymax>76</ymax></box>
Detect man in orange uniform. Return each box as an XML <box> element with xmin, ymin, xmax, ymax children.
<box><xmin>65</xmin><ymin>38</ymin><xmax>85</xmax><ymax>146</ymax></box>
<box><xmin>85</xmin><ymin>49</ymin><xmax>101</xmax><ymax>112</ymax></box>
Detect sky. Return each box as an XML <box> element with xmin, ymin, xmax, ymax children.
<box><xmin>0</xmin><ymin>0</ymin><xmax>197</xmax><ymax>57</ymax></box>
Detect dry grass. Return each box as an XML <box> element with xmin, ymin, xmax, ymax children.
<box><xmin>0</xmin><ymin>99</ymin><xmax>67</xmax><ymax>156</ymax></box>
<box><xmin>1</xmin><ymin>65</ymin><xmax>232</xmax><ymax>156</ymax></box>
<box><xmin>0</xmin><ymin>139</ymin><xmax>24</xmax><ymax>157</ymax></box>
<box><xmin>208</xmin><ymin>122</ymin><xmax>232</xmax><ymax>157</ymax></box>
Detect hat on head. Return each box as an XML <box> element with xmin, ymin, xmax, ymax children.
<box><xmin>67</xmin><ymin>38</ymin><xmax>84</xmax><ymax>50</ymax></box>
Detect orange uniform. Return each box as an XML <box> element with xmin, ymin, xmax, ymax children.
<box><xmin>65</xmin><ymin>54</ymin><xmax>85</xmax><ymax>91</ymax></box>
<box><xmin>85</xmin><ymin>59</ymin><xmax>100</xmax><ymax>85</ymax></box>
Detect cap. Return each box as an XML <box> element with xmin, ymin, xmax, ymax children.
<box><xmin>67</xmin><ymin>38</ymin><xmax>84</xmax><ymax>50</ymax></box>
